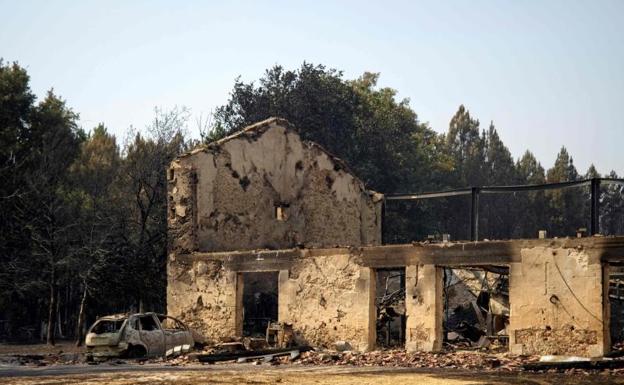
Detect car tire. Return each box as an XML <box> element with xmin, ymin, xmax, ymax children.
<box><xmin>126</xmin><ymin>345</ymin><xmax>147</xmax><ymax>359</ymax></box>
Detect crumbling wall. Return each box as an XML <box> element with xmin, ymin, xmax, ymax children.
<box><xmin>279</xmin><ymin>251</ymin><xmax>375</xmax><ymax>351</ymax></box>
<box><xmin>167</xmin><ymin>257</ymin><xmax>239</xmax><ymax>344</ymax></box>
<box><xmin>168</xmin><ymin>118</ymin><xmax>382</xmax><ymax>253</ymax></box>
<box><xmin>167</xmin><ymin>164</ymin><xmax>198</xmax><ymax>254</ymax></box>
<box><xmin>508</xmin><ymin>246</ymin><xmax>606</xmax><ymax>356</ymax></box>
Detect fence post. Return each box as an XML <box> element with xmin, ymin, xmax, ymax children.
<box><xmin>381</xmin><ymin>197</ymin><xmax>386</xmax><ymax>245</ymax></box>
<box><xmin>470</xmin><ymin>187</ymin><xmax>480</xmax><ymax>241</ymax></box>
<box><xmin>590</xmin><ymin>178</ymin><xmax>601</xmax><ymax>235</ymax></box>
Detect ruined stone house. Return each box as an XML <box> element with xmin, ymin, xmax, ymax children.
<box><xmin>167</xmin><ymin>117</ymin><xmax>624</xmax><ymax>356</ymax></box>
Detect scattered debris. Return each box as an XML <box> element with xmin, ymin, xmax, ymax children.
<box><xmin>334</xmin><ymin>341</ymin><xmax>352</xmax><ymax>352</ymax></box>
<box><xmin>195</xmin><ymin>346</ymin><xmax>312</xmax><ymax>363</ymax></box>
<box><xmin>376</xmin><ymin>269</ymin><xmax>406</xmax><ymax>348</ymax></box>
<box><xmin>296</xmin><ymin>349</ymin><xmax>535</xmax><ymax>371</ymax></box>
<box><xmin>443</xmin><ymin>267</ymin><xmax>509</xmax><ymax>350</ymax></box>
<box><xmin>266</xmin><ymin>322</ymin><xmax>294</xmax><ymax>348</ymax></box>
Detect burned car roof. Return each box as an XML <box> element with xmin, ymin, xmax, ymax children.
<box><xmin>97</xmin><ymin>313</ymin><xmax>130</xmax><ymax>320</ymax></box>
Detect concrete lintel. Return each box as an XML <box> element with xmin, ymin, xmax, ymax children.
<box><xmin>358</xmin><ymin>243</ymin><xmax>521</xmax><ymax>267</ymax></box>
<box><xmin>359</xmin><ymin>237</ymin><xmax>624</xmax><ymax>268</ymax></box>
<box><xmin>174</xmin><ymin>236</ymin><xmax>624</xmax><ymax>270</ymax></box>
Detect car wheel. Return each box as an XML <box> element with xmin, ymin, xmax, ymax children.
<box><xmin>126</xmin><ymin>345</ymin><xmax>147</xmax><ymax>359</ymax></box>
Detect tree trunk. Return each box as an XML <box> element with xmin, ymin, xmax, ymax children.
<box><xmin>56</xmin><ymin>296</ymin><xmax>64</xmax><ymax>339</ymax></box>
<box><xmin>46</xmin><ymin>273</ymin><xmax>56</xmax><ymax>346</ymax></box>
<box><xmin>75</xmin><ymin>283</ymin><xmax>88</xmax><ymax>346</ymax></box>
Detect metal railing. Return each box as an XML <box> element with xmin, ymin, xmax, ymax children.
<box><xmin>384</xmin><ymin>178</ymin><xmax>624</xmax><ymax>242</ymax></box>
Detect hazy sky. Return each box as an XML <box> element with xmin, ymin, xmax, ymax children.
<box><xmin>1</xmin><ymin>0</ymin><xmax>622</xmax><ymax>175</ymax></box>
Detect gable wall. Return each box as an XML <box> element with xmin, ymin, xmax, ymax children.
<box><xmin>168</xmin><ymin>121</ymin><xmax>382</xmax><ymax>253</ymax></box>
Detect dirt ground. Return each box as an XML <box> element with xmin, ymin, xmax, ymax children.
<box><xmin>0</xmin><ymin>342</ymin><xmax>84</xmax><ymax>355</ymax></box>
<box><xmin>1</xmin><ymin>343</ymin><xmax>623</xmax><ymax>385</ymax></box>
<box><xmin>2</xmin><ymin>364</ymin><xmax>624</xmax><ymax>385</ymax></box>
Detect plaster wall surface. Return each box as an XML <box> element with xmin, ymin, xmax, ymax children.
<box><xmin>167</xmin><ymin>118</ymin><xmax>382</xmax><ymax>253</ymax></box>
<box><xmin>168</xmin><ymin>250</ymin><xmax>375</xmax><ymax>350</ymax></box>
<box><xmin>405</xmin><ymin>264</ymin><xmax>443</xmax><ymax>352</ymax></box>
<box><xmin>167</xmin><ymin>258</ymin><xmax>239</xmax><ymax>344</ymax></box>
<box><xmin>508</xmin><ymin>246</ymin><xmax>605</xmax><ymax>356</ymax></box>
<box><xmin>279</xmin><ymin>252</ymin><xmax>375</xmax><ymax>351</ymax></box>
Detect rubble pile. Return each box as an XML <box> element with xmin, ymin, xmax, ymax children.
<box><xmin>294</xmin><ymin>349</ymin><xmax>535</xmax><ymax>371</ymax></box>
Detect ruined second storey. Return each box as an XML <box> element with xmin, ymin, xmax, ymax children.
<box><xmin>167</xmin><ymin>117</ymin><xmax>383</xmax><ymax>253</ymax></box>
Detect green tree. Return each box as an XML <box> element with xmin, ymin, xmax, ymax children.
<box><xmin>435</xmin><ymin>105</ymin><xmax>487</xmax><ymax>240</ymax></box>
<box><xmin>70</xmin><ymin>124</ymin><xmax>122</xmax><ymax>344</ymax></box>
<box><xmin>602</xmin><ymin>171</ymin><xmax>624</xmax><ymax>235</ymax></box>
<box><xmin>480</xmin><ymin>122</ymin><xmax>518</xmax><ymax>239</ymax></box>
<box><xmin>445</xmin><ymin>105</ymin><xmax>486</xmax><ymax>187</ymax></box>
<box><xmin>546</xmin><ymin>147</ymin><xmax>584</xmax><ymax>236</ymax></box>
<box><xmin>514</xmin><ymin>151</ymin><xmax>548</xmax><ymax>237</ymax></box>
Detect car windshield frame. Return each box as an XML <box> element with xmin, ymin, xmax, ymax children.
<box><xmin>90</xmin><ymin>318</ymin><xmax>127</xmax><ymax>334</ymax></box>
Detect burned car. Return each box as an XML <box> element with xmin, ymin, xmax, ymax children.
<box><xmin>85</xmin><ymin>312</ymin><xmax>193</xmax><ymax>360</ymax></box>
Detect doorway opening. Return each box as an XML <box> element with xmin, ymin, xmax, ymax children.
<box><xmin>242</xmin><ymin>271</ymin><xmax>278</xmax><ymax>337</ymax></box>
<box><xmin>375</xmin><ymin>268</ymin><xmax>406</xmax><ymax>348</ymax></box>
<box><xmin>442</xmin><ymin>265</ymin><xmax>509</xmax><ymax>352</ymax></box>
<box><xmin>608</xmin><ymin>263</ymin><xmax>624</xmax><ymax>352</ymax></box>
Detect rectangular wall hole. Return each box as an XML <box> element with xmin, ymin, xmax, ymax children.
<box><xmin>242</xmin><ymin>271</ymin><xmax>279</xmax><ymax>337</ymax></box>
<box><xmin>375</xmin><ymin>268</ymin><xmax>406</xmax><ymax>348</ymax></box>
<box><xmin>608</xmin><ymin>262</ymin><xmax>624</xmax><ymax>351</ymax></box>
<box><xmin>442</xmin><ymin>265</ymin><xmax>509</xmax><ymax>352</ymax></box>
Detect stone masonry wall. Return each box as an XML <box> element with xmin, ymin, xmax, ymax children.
<box><xmin>508</xmin><ymin>246</ymin><xmax>606</xmax><ymax>356</ymax></box>
<box><xmin>278</xmin><ymin>252</ymin><xmax>375</xmax><ymax>351</ymax></box>
<box><xmin>167</xmin><ymin>250</ymin><xmax>375</xmax><ymax>350</ymax></box>
<box><xmin>405</xmin><ymin>264</ymin><xmax>443</xmax><ymax>352</ymax></box>
<box><xmin>167</xmin><ymin>257</ymin><xmax>239</xmax><ymax>344</ymax></box>
<box><xmin>168</xmin><ymin>118</ymin><xmax>382</xmax><ymax>253</ymax></box>
<box><xmin>168</xmin><ymin>226</ymin><xmax>614</xmax><ymax>355</ymax></box>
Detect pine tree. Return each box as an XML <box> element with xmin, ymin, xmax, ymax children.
<box><xmin>515</xmin><ymin>151</ymin><xmax>548</xmax><ymax>237</ymax></box>
<box><xmin>603</xmin><ymin>171</ymin><xmax>624</xmax><ymax>235</ymax></box>
<box><xmin>480</xmin><ymin>122</ymin><xmax>517</xmax><ymax>239</ymax></box>
<box><xmin>546</xmin><ymin>147</ymin><xmax>584</xmax><ymax>236</ymax></box>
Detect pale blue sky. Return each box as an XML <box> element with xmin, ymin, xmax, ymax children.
<box><xmin>1</xmin><ymin>0</ymin><xmax>622</xmax><ymax>175</ymax></box>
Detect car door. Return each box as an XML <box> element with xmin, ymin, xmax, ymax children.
<box><xmin>159</xmin><ymin>315</ymin><xmax>190</xmax><ymax>356</ymax></box>
<box><xmin>137</xmin><ymin>314</ymin><xmax>165</xmax><ymax>357</ymax></box>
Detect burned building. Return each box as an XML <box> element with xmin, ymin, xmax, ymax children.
<box><xmin>167</xmin><ymin>117</ymin><xmax>624</xmax><ymax>356</ymax></box>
